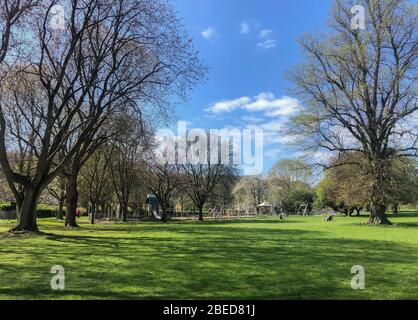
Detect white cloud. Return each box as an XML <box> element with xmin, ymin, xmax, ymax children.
<box><xmin>240</xmin><ymin>21</ymin><xmax>250</xmax><ymax>34</ymax></box>
<box><xmin>257</xmin><ymin>39</ymin><xmax>277</xmax><ymax>49</ymax></box>
<box><xmin>238</xmin><ymin>23</ymin><xmax>277</xmax><ymax>49</ymax></box>
<box><xmin>245</xmin><ymin>120</ymin><xmax>296</xmax><ymax>157</ymax></box>
<box><xmin>259</xmin><ymin>29</ymin><xmax>273</xmax><ymax>38</ymax></box>
<box><xmin>257</xmin><ymin>29</ymin><xmax>277</xmax><ymax>49</ymax></box>
<box><xmin>264</xmin><ymin>148</ymin><xmax>282</xmax><ymax>159</ymax></box>
<box><xmin>255</xmin><ymin>92</ymin><xmax>275</xmax><ymax>100</ymax></box>
<box><xmin>201</xmin><ymin>27</ymin><xmax>217</xmax><ymax>39</ymax></box>
<box><xmin>259</xmin><ymin>121</ymin><xmax>284</xmax><ymax>131</ymax></box>
<box><xmin>244</xmin><ymin>96</ymin><xmax>299</xmax><ymax>115</ymax></box>
<box><xmin>240</xmin><ymin>115</ymin><xmax>264</xmax><ymax>123</ymax></box>
<box><xmin>260</xmin><ymin>126</ymin><xmax>288</xmax><ymax>141</ymax></box>
<box><xmin>207</xmin><ymin>93</ymin><xmax>300</xmax><ymax>117</ymax></box>
<box><xmin>408</xmin><ymin>110</ymin><xmax>418</xmax><ymax>126</ymax></box>
<box><xmin>300</xmin><ymin>150</ymin><xmax>332</xmax><ymax>164</ymax></box>
<box><xmin>208</xmin><ymin>96</ymin><xmax>252</xmax><ymax>113</ymax></box>
<box><xmin>207</xmin><ymin>93</ymin><xmax>301</xmax><ymax>162</ymax></box>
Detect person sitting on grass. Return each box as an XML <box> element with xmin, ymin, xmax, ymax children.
<box><xmin>325</xmin><ymin>212</ymin><xmax>335</xmax><ymax>222</ymax></box>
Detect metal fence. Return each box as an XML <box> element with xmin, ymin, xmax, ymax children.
<box><xmin>89</xmin><ymin>210</ymin><xmax>262</xmax><ymax>222</ymax></box>
<box><xmin>0</xmin><ymin>210</ymin><xmax>16</xmax><ymax>220</ymax></box>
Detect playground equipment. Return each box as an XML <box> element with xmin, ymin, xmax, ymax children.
<box><xmin>258</xmin><ymin>202</ymin><xmax>273</xmax><ymax>214</ymax></box>
<box><xmin>325</xmin><ymin>212</ymin><xmax>335</xmax><ymax>221</ymax></box>
<box><xmin>146</xmin><ymin>194</ymin><xmax>161</xmax><ymax>220</ymax></box>
<box><xmin>296</xmin><ymin>203</ymin><xmax>310</xmax><ymax>216</ymax></box>
<box><xmin>152</xmin><ymin>210</ymin><xmax>162</xmax><ymax>220</ymax></box>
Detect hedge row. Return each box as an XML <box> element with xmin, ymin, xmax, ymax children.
<box><xmin>0</xmin><ymin>203</ymin><xmax>85</xmax><ymax>218</ymax></box>
<box><xmin>0</xmin><ymin>203</ymin><xmax>15</xmax><ymax>212</ymax></box>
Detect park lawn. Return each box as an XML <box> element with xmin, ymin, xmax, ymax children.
<box><xmin>1</xmin><ymin>213</ymin><xmax>418</xmax><ymax>300</ymax></box>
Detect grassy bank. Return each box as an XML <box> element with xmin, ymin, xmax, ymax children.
<box><xmin>1</xmin><ymin>213</ymin><xmax>418</xmax><ymax>299</ymax></box>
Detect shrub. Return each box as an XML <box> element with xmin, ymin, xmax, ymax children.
<box><xmin>0</xmin><ymin>202</ymin><xmax>15</xmax><ymax>212</ymax></box>
<box><xmin>282</xmin><ymin>189</ymin><xmax>315</xmax><ymax>214</ymax></box>
<box><xmin>36</xmin><ymin>204</ymin><xmax>59</xmax><ymax>218</ymax></box>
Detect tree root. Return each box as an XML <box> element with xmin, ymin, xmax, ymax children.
<box><xmin>367</xmin><ymin>216</ymin><xmax>393</xmax><ymax>225</ymax></box>
<box><xmin>8</xmin><ymin>226</ymin><xmax>40</xmax><ymax>234</ymax></box>
<box><xmin>65</xmin><ymin>224</ymin><xmax>80</xmax><ymax>229</ymax></box>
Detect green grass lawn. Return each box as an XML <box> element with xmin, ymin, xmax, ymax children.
<box><xmin>1</xmin><ymin>212</ymin><xmax>418</xmax><ymax>300</ymax></box>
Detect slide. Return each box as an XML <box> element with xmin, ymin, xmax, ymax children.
<box><xmin>153</xmin><ymin>211</ymin><xmax>162</xmax><ymax>220</ymax></box>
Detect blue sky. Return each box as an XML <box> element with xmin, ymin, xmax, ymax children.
<box><xmin>171</xmin><ymin>0</ymin><xmax>334</xmax><ymax>174</ymax></box>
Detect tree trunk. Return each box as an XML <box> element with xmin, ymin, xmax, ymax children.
<box><xmin>161</xmin><ymin>206</ymin><xmax>167</xmax><ymax>223</ymax></box>
<box><xmin>106</xmin><ymin>204</ymin><xmax>109</xmax><ymax>217</ymax></box>
<box><xmin>392</xmin><ymin>204</ymin><xmax>399</xmax><ymax>216</ymax></box>
<box><xmin>121</xmin><ymin>201</ymin><xmax>128</xmax><ymax>222</ymax></box>
<box><xmin>367</xmin><ymin>160</ymin><xmax>392</xmax><ymax>225</ymax></box>
<box><xmin>344</xmin><ymin>208</ymin><xmax>349</xmax><ymax>216</ymax></box>
<box><xmin>65</xmin><ymin>173</ymin><xmax>79</xmax><ymax>228</ymax></box>
<box><xmin>57</xmin><ymin>198</ymin><xmax>65</xmax><ymax>220</ymax></box>
<box><xmin>368</xmin><ymin>202</ymin><xmax>391</xmax><ymax>225</ymax></box>
<box><xmin>181</xmin><ymin>197</ymin><xmax>184</xmax><ymax>213</ymax></box>
<box><xmin>10</xmin><ymin>186</ymin><xmax>42</xmax><ymax>232</ymax></box>
<box><xmin>198</xmin><ymin>206</ymin><xmax>203</xmax><ymax>221</ymax></box>
<box><xmin>90</xmin><ymin>202</ymin><xmax>96</xmax><ymax>225</ymax></box>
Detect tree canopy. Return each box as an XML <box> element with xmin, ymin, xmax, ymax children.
<box><xmin>288</xmin><ymin>0</ymin><xmax>418</xmax><ymax>224</ymax></box>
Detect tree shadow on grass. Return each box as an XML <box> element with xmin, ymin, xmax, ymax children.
<box><xmin>1</xmin><ymin>222</ymin><xmax>418</xmax><ymax>299</ymax></box>
<box><xmin>391</xmin><ymin>222</ymin><xmax>418</xmax><ymax>228</ymax></box>
<box><xmin>181</xmin><ymin>218</ymin><xmax>301</xmax><ymax>225</ymax></box>
<box><xmin>391</xmin><ymin>211</ymin><xmax>418</xmax><ymax>218</ymax></box>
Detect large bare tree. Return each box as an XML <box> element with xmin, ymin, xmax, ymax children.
<box><xmin>47</xmin><ymin>174</ymin><xmax>66</xmax><ymax>220</ymax></box>
<box><xmin>0</xmin><ymin>0</ymin><xmax>205</xmax><ymax>232</ymax></box>
<box><xmin>267</xmin><ymin>159</ymin><xmax>312</xmax><ymax>206</ymax></box>
<box><xmin>288</xmin><ymin>0</ymin><xmax>418</xmax><ymax>224</ymax></box>
<box><xmin>233</xmin><ymin>176</ymin><xmax>267</xmax><ymax>213</ymax></box>
<box><xmin>145</xmin><ymin>160</ymin><xmax>180</xmax><ymax>222</ymax></box>
<box><xmin>179</xmin><ymin>135</ymin><xmax>239</xmax><ymax>221</ymax></box>
<box><xmin>0</xmin><ymin>0</ymin><xmax>39</xmax><ymax>68</ymax></box>
<box><xmin>79</xmin><ymin>145</ymin><xmax>113</xmax><ymax>225</ymax></box>
<box><xmin>110</xmin><ymin>116</ymin><xmax>150</xmax><ymax>222</ymax></box>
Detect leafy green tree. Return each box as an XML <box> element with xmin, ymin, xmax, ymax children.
<box><xmin>267</xmin><ymin>159</ymin><xmax>312</xmax><ymax>206</ymax></box>
<box><xmin>318</xmin><ymin>152</ymin><xmax>418</xmax><ymax>216</ymax></box>
<box><xmin>282</xmin><ymin>189</ymin><xmax>315</xmax><ymax>214</ymax></box>
<box><xmin>233</xmin><ymin>176</ymin><xmax>268</xmax><ymax>213</ymax></box>
<box><xmin>313</xmin><ymin>182</ymin><xmax>328</xmax><ymax>210</ymax></box>
<box><xmin>288</xmin><ymin>0</ymin><xmax>418</xmax><ymax>224</ymax></box>
<box><xmin>385</xmin><ymin>157</ymin><xmax>418</xmax><ymax>214</ymax></box>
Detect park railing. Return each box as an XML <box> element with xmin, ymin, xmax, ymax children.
<box><xmin>0</xmin><ymin>210</ymin><xmax>16</xmax><ymax>220</ymax></box>
<box><xmin>89</xmin><ymin>209</ymin><xmax>267</xmax><ymax>222</ymax></box>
